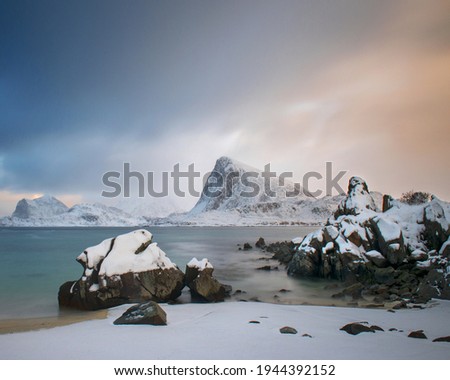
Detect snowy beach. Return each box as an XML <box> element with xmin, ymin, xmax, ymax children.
<box><xmin>1</xmin><ymin>300</ymin><xmax>449</xmax><ymax>360</ymax></box>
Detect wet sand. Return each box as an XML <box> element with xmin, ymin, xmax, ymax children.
<box><xmin>0</xmin><ymin>310</ymin><xmax>107</xmax><ymax>334</ymax></box>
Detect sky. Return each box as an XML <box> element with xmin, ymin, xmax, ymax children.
<box><xmin>0</xmin><ymin>0</ymin><xmax>449</xmax><ymax>216</ymax></box>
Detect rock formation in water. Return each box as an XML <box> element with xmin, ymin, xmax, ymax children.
<box><xmin>58</xmin><ymin>229</ymin><xmax>185</xmax><ymax>310</ymax></box>
<box><xmin>285</xmin><ymin>177</ymin><xmax>450</xmax><ymax>304</ymax></box>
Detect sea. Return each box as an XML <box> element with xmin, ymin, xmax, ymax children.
<box><xmin>0</xmin><ymin>226</ymin><xmax>342</xmax><ymax>320</ymax></box>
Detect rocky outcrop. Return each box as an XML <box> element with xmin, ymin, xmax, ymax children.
<box><xmin>286</xmin><ymin>177</ymin><xmax>450</xmax><ymax>304</ymax></box>
<box><xmin>58</xmin><ymin>229</ymin><xmax>185</xmax><ymax>310</ymax></box>
<box><xmin>185</xmin><ymin>258</ymin><xmax>231</xmax><ymax>302</ymax></box>
<box><xmin>113</xmin><ymin>301</ymin><xmax>167</xmax><ymax>325</ymax></box>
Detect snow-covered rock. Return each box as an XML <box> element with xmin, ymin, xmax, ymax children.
<box><xmin>58</xmin><ymin>229</ymin><xmax>185</xmax><ymax>310</ymax></box>
<box><xmin>287</xmin><ymin>176</ymin><xmax>450</xmax><ymax>304</ymax></box>
<box><xmin>185</xmin><ymin>257</ymin><xmax>231</xmax><ymax>302</ymax></box>
<box><xmin>334</xmin><ymin>176</ymin><xmax>377</xmax><ymax>217</ymax></box>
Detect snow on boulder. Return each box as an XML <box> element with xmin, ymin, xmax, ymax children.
<box><xmin>371</xmin><ymin>216</ymin><xmax>406</xmax><ymax>265</ymax></box>
<box><xmin>423</xmin><ymin>197</ymin><xmax>450</xmax><ymax>250</ymax></box>
<box><xmin>364</xmin><ymin>250</ymin><xmax>388</xmax><ymax>268</ymax></box>
<box><xmin>185</xmin><ymin>257</ymin><xmax>231</xmax><ymax>302</ymax></box>
<box><xmin>58</xmin><ymin>229</ymin><xmax>185</xmax><ymax>310</ymax></box>
<box><xmin>334</xmin><ymin>176</ymin><xmax>377</xmax><ymax>218</ymax></box>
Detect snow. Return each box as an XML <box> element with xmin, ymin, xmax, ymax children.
<box><xmin>96</xmin><ymin>230</ymin><xmax>176</xmax><ymax>277</ymax></box>
<box><xmin>365</xmin><ymin>250</ymin><xmax>385</xmax><ymax>260</ymax></box>
<box><xmin>187</xmin><ymin>258</ymin><xmax>213</xmax><ymax>270</ymax></box>
<box><xmin>373</xmin><ymin>216</ymin><xmax>402</xmax><ymax>242</ymax></box>
<box><xmin>1</xmin><ymin>301</ymin><xmax>449</xmax><ymax>359</ymax></box>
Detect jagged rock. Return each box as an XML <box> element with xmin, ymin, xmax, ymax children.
<box><xmin>280</xmin><ymin>326</ymin><xmax>298</xmax><ymax>334</ymax></box>
<box><xmin>334</xmin><ymin>177</ymin><xmax>377</xmax><ymax>218</ymax></box>
<box><xmin>408</xmin><ymin>330</ymin><xmax>427</xmax><ymax>339</ymax></box>
<box><xmin>340</xmin><ymin>323</ymin><xmax>375</xmax><ymax>335</ymax></box>
<box><xmin>185</xmin><ymin>258</ymin><xmax>230</xmax><ymax>302</ymax></box>
<box><xmin>382</xmin><ymin>195</ymin><xmax>394</xmax><ymax>212</ymax></box>
<box><xmin>113</xmin><ymin>301</ymin><xmax>167</xmax><ymax>325</ymax></box>
<box><xmin>364</xmin><ymin>250</ymin><xmax>388</xmax><ymax>268</ymax></box>
<box><xmin>269</xmin><ymin>241</ymin><xmax>294</xmax><ymax>264</ymax></box>
<box><xmin>286</xmin><ymin>177</ymin><xmax>450</xmax><ymax>304</ymax></box>
<box><xmin>433</xmin><ymin>336</ymin><xmax>450</xmax><ymax>342</ymax></box>
<box><xmin>423</xmin><ymin>198</ymin><xmax>449</xmax><ymax>250</ymax></box>
<box><xmin>332</xmin><ymin>283</ymin><xmax>364</xmax><ymax>299</ymax></box>
<box><xmin>255</xmin><ymin>237</ymin><xmax>266</xmax><ymax>248</ymax></box>
<box><xmin>243</xmin><ymin>243</ymin><xmax>252</xmax><ymax>250</ymax></box>
<box><xmin>371</xmin><ymin>216</ymin><xmax>406</xmax><ymax>265</ymax></box>
<box><xmin>58</xmin><ymin>230</ymin><xmax>185</xmax><ymax>310</ymax></box>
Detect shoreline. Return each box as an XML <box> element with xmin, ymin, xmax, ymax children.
<box><xmin>0</xmin><ymin>298</ymin><xmax>420</xmax><ymax>335</ymax></box>
<box><xmin>0</xmin><ymin>310</ymin><xmax>107</xmax><ymax>335</ymax></box>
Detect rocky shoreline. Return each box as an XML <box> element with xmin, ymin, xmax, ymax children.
<box><xmin>246</xmin><ymin>177</ymin><xmax>450</xmax><ymax>310</ymax></box>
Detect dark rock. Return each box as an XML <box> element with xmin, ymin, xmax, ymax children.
<box><xmin>389</xmin><ymin>328</ymin><xmax>398</xmax><ymax>331</ymax></box>
<box><xmin>243</xmin><ymin>243</ymin><xmax>252</xmax><ymax>250</ymax></box>
<box><xmin>279</xmin><ymin>289</ymin><xmax>291</xmax><ymax>293</ymax></box>
<box><xmin>302</xmin><ymin>333</ymin><xmax>312</xmax><ymax>338</ymax></box>
<box><xmin>408</xmin><ymin>330</ymin><xmax>427</xmax><ymax>339</ymax></box>
<box><xmin>370</xmin><ymin>325</ymin><xmax>384</xmax><ymax>332</ymax></box>
<box><xmin>382</xmin><ymin>195</ymin><xmax>394</xmax><ymax>212</ymax></box>
<box><xmin>113</xmin><ymin>301</ymin><xmax>167</xmax><ymax>325</ymax></box>
<box><xmin>340</xmin><ymin>322</ymin><xmax>375</xmax><ymax>335</ymax></box>
<box><xmin>332</xmin><ymin>283</ymin><xmax>364</xmax><ymax>300</ymax></box>
<box><xmin>249</xmin><ymin>320</ymin><xmax>260</xmax><ymax>324</ymax></box>
<box><xmin>256</xmin><ymin>265</ymin><xmax>273</xmax><ymax>271</ymax></box>
<box><xmin>373</xmin><ymin>267</ymin><xmax>396</xmax><ymax>285</ymax></box>
<box><xmin>280</xmin><ymin>326</ymin><xmax>298</xmax><ymax>334</ymax></box>
<box><xmin>255</xmin><ymin>237</ymin><xmax>266</xmax><ymax>249</ymax></box>
<box><xmin>433</xmin><ymin>336</ymin><xmax>450</xmax><ymax>342</ymax></box>
<box><xmin>185</xmin><ymin>261</ymin><xmax>231</xmax><ymax>303</ymax></box>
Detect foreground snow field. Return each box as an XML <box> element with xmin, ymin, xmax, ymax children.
<box><xmin>1</xmin><ymin>301</ymin><xmax>449</xmax><ymax>360</ymax></box>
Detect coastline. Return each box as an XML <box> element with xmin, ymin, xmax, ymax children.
<box><xmin>0</xmin><ymin>310</ymin><xmax>107</xmax><ymax>335</ymax></box>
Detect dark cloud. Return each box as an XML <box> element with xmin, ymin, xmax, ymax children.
<box><xmin>0</xmin><ymin>0</ymin><xmax>448</xmax><ymax>215</ymax></box>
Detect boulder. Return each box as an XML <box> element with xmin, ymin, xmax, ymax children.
<box><xmin>255</xmin><ymin>237</ymin><xmax>266</xmax><ymax>249</ymax></box>
<box><xmin>113</xmin><ymin>301</ymin><xmax>167</xmax><ymax>325</ymax></box>
<box><xmin>340</xmin><ymin>323</ymin><xmax>375</xmax><ymax>335</ymax></box>
<box><xmin>433</xmin><ymin>336</ymin><xmax>450</xmax><ymax>343</ymax></box>
<box><xmin>334</xmin><ymin>177</ymin><xmax>377</xmax><ymax>218</ymax></box>
<box><xmin>364</xmin><ymin>250</ymin><xmax>388</xmax><ymax>268</ymax></box>
<box><xmin>408</xmin><ymin>330</ymin><xmax>427</xmax><ymax>339</ymax></box>
<box><xmin>423</xmin><ymin>198</ymin><xmax>449</xmax><ymax>250</ymax></box>
<box><xmin>185</xmin><ymin>258</ymin><xmax>231</xmax><ymax>302</ymax></box>
<box><xmin>58</xmin><ymin>229</ymin><xmax>185</xmax><ymax>310</ymax></box>
<box><xmin>243</xmin><ymin>243</ymin><xmax>252</xmax><ymax>250</ymax></box>
<box><xmin>280</xmin><ymin>326</ymin><xmax>298</xmax><ymax>334</ymax></box>
<box><xmin>371</xmin><ymin>216</ymin><xmax>406</xmax><ymax>265</ymax></box>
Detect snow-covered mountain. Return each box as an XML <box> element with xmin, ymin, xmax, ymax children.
<box><xmin>162</xmin><ymin>156</ymin><xmax>350</xmax><ymax>226</ymax></box>
<box><xmin>0</xmin><ymin>157</ymin><xmax>385</xmax><ymax>227</ymax></box>
<box><xmin>115</xmin><ymin>196</ymin><xmax>185</xmax><ymax>219</ymax></box>
<box><xmin>0</xmin><ymin>196</ymin><xmax>145</xmax><ymax>227</ymax></box>
<box><xmin>12</xmin><ymin>194</ymin><xmax>68</xmax><ymax>219</ymax></box>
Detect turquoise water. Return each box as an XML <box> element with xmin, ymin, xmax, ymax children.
<box><xmin>0</xmin><ymin>226</ymin><xmax>337</xmax><ymax>319</ymax></box>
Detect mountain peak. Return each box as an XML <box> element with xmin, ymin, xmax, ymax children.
<box><xmin>12</xmin><ymin>195</ymin><xmax>68</xmax><ymax>219</ymax></box>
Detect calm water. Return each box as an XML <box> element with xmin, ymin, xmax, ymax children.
<box><xmin>0</xmin><ymin>226</ymin><xmax>340</xmax><ymax>319</ymax></box>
